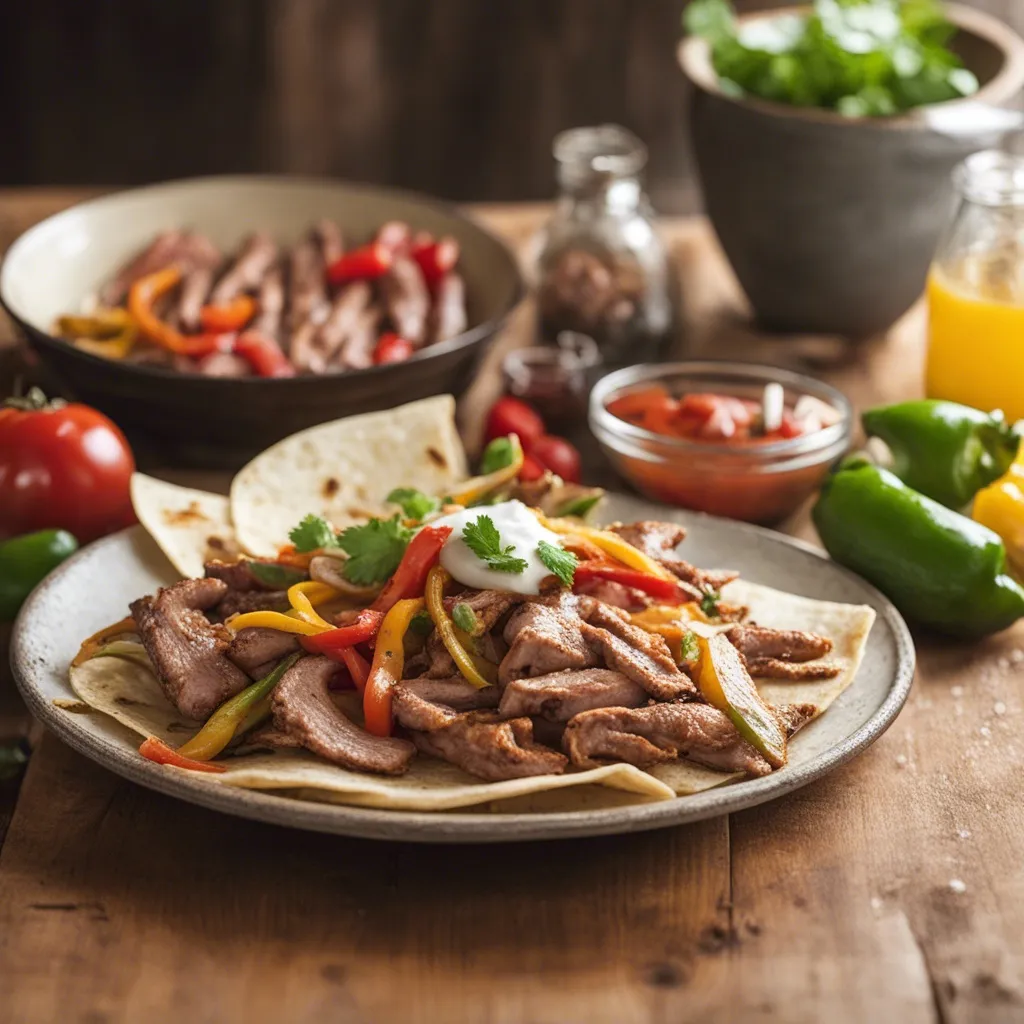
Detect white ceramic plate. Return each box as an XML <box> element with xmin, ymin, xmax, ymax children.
<box><xmin>11</xmin><ymin>495</ymin><xmax>915</xmax><ymax>843</ymax></box>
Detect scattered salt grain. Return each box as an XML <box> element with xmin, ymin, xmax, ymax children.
<box><xmin>870</xmin><ymin>896</ymin><xmax>883</xmax><ymax>912</ymax></box>
<box><xmin>994</xmin><ymin>701</ymin><xmax>1007</xmax><ymax>716</ymax></box>
<box><xmin>980</xmin><ymin>725</ymin><xmax>992</xmax><ymax>738</ymax></box>
<box><xmin>895</xmin><ymin>754</ymin><xmax>908</xmax><ymax>768</ymax></box>
<box><xmin>1010</xmin><ymin>650</ymin><xmax>1024</xmax><ymax>665</ymax></box>
<box><xmin>998</xmin><ymin>657</ymin><xmax>1011</xmax><ymax>671</ymax></box>
<box><xmin>951</xmin><ymin>685</ymin><xmax>964</xmax><ymax>698</ymax></box>
<box><xmin>949</xmin><ymin>879</ymin><xmax>967</xmax><ymax>894</ymax></box>
<box><xmin>957</xmin><ymin>829</ymin><xmax>971</xmax><ymax>840</ymax></box>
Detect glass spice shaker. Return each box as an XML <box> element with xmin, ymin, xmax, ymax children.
<box><xmin>534</xmin><ymin>125</ymin><xmax>674</xmax><ymax>365</ymax></box>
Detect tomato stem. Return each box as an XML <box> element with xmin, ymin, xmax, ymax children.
<box><xmin>4</xmin><ymin>386</ymin><xmax>66</xmax><ymax>413</ymax></box>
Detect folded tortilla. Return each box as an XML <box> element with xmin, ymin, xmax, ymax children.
<box><xmin>66</xmin><ymin>581</ymin><xmax>875</xmax><ymax>813</ymax></box>
<box><xmin>230</xmin><ymin>395</ymin><xmax>468</xmax><ymax>557</ymax></box>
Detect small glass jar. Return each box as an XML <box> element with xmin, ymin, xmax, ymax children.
<box><xmin>926</xmin><ymin>149</ymin><xmax>1024</xmax><ymax>421</ymax></box>
<box><xmin>534</xmin><ymin>125</ymin><xmax>674</xmax><ymax>365</ymax></box>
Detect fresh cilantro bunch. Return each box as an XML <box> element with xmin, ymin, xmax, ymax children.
<box><xmin>288</xmin><ymin>512</ymin><xmax>412</xmax><ymax>585</ymax></box>
<box><xmin>685</xmin><ymin>0</ymin><xmax>978</xmax><ymax>116</ymax></box>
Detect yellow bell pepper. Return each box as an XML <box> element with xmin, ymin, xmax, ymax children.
<box><xmin>226</xmin><ymin>610</ymin><xmax>328</xmax><ymax>637</ymax></box>
<box><xmin>973</xmin><ymin>452</ymin><xmax>1024</xmax><ymax>575</ymax></box>
<box><xmin>177</xmin><ymin>653</ymin><xmax>301</xmax><ymax>761</ymax></box>
<box><xmin>287</xmin><ymin>581</ymin><xmax>338</xmax><ymax>630</ymax></box>
<box><xmin>425</xmin><ymin>566</ymin><xmax>496</xmax><ymax>689</ymax></box>
<box><xmin>536</xmin><ymin>515</ymin><xmax>675</xmax><ymax>580</ymax></box>
<box><xmin>57</xmin><ymin>308</ymin><xmax>138</xmax><ymax>360</ymax></box>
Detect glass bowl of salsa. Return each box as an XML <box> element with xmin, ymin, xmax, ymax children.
<box><xmin>589</xmin><ymin>361</ymin><xmax>853</xmax><ymax>523</ymax></box>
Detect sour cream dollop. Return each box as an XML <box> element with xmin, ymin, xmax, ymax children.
<box><xmin>433</xmin><ymin>500</ymin><xmax>562</xmax><ymax>595</ymax></box>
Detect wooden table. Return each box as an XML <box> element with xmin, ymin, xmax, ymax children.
<box><xmin>1</xmin><ymin>193</ymin><xmax>1023</xmax><ymax>1024</ymax></box>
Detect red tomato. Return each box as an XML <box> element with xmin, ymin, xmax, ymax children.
<box><xmin>518</xmin><ymin>454</ymin><xmax>546</xmax><ymax>482</ymax></box>
<box><xmin>676</xmin><ymin>393</ymin><xmax>754</xmax><ymax>441</ymax></box>
<box><xmin>373</xmin><ymin>333</ymin><xmax>415</xmax><ymax>365</ymax></box>
<box><xmin>530</xmin><ymin>435</ymin><xmax>581</xmax><ymax>483</ymax></box>
<box><xmin>484</xmin><ymin>397</ymin><xmax>545</xmax><ymax>449</ymax></box>
<box><xmin>0</xmin><ymin>394</ymin><xmax>136</xmax><ymax>543</ymax></box>
<box><xmin>606</xmin><ymin>386</ymin><xmax>675</xmax><ymax>426</ymax></box>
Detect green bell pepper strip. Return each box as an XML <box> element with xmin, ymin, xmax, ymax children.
<box><xmin>0</xmin><ymin>529</ymin><xmax>79</xmax><ymax>621</ymax></box>
<box><xmin>862</xmin><ymin>399</ymin><xmax>1023</xmax><ymax>510</ymax></box>
<box><xmin>813</xmin><ymin>458</ymin><xmax>1024</xmax><ymax>638</ymax></box>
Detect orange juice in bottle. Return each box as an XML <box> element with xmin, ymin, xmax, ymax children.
<box><xmin>926</xmin><ymin>151</ymin><xmax>1024</xmax><ymax>422</ymax></box>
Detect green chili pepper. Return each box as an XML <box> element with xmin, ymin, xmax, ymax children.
<box><xmin>0</xmin><ymin>529</ymin><xmax>79</xmax><ymax>621</ymax></box>
<box><xmin>862</xmin><ymin>400</ymin><xmax>1023</xmax><ymax>510</ymax></box>
<box><xmin>813</xmin><ymin>457</ymin><xmax>1024</xmax><ymax>638</ymax></box>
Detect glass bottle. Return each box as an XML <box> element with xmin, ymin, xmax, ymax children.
<box><xmin>534</xmin><ymin>125</ymin><xmax>674</xmax><ymax>366</ymax></box>
<box><xmin>926</xmin><ymin>149</ymin><xmax>1024</xmax><ymax>421</ymax></box>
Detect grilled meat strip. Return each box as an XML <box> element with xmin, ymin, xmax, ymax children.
<box><xmin>205</xmin><ymin>559</ymin><xmax>290</xmax><ymax>592</ymax></box>
<box><xmin>564</xmin><ymin>702</ymin><xmax>773</xmax><ymax>776</ymax></box>
<box><xmin>252</xmin><ymin>264</ymin><xmax>285</xmax><ymax>339</ymax></box>
<box><xmin>314</xmin><ymin>219</ymin><xmax>344</xmax><ymax>266</ymax></box>
<box><xmin>726</xmin><ymin>624</ymin><xmax>840</xmax><ymax>681</ymax></box>
<box><xmin>499</xmin><ymin>668</ymin><xmax>647</xmax><ymax>723</ymax></box>
<box><xmin>392</xmin><ymin>687</ymin><xmax>567</xmax><ymax>781</ymax></box>
<box><xmin>100</xmin><ymin>230</ymin><xmax>184</xmax><ymax>306</ymax></box>
<box><xmin>430</xmin><ymin>272</ymin><xmax>467</xmax><ymax>343</ymax></box>
<box><xmin>272</xmin><ymin>656</ymin><xmax>415</xmax><ymax>774</ymax></box>
<box><xmin>381</xmin><ymin>256</ymin><xmax>430</xmax><ymax>346</ymax></box>
<box><xmin>287</xmin><ymin>236</ymin><xmax>327</xmax><ymax>333</ymax></box>
<box><xmin>774</xmin><ymin>702</ymin><xmax>818</xmax><ymax>734</ymax></box>
<box><xmin>578</xmin><ymin>601</ymin><xmax>695</xmax><ymax>700</ymax></box>
<box><xmin>400</xmin><ymin>676</ymin><xmax>501</xmax><ymax>712</ymax></box>
<box><xmin>213</xmin><ymin>589</ymin><xmax>290</xmax><ymax>621</ymax></box>
<box><xmin>130</xmin><ymin>578</ymin><xmax>250</xmax><ymax>720</ymax></box>
<box><xmin>227</xmin><ymin>627</ymin><xmax>300</xmax><ymax>679</ymax></box>
<box><xmin>211</xmin><ymin>232</ymin><xmax>278</xmax><ymax>304</ymax></box>
<box><xmin>500</xmin><ymin>592</ymin><xmax>601</xmax><ymax>684</ymax></box>
<box><xmin>745</xmin><ymin>658</ymin><xmax>841</xmax><ymax>681</ymax></box>
<box><xmin>444</xmin><ymin>590</ymin><xmax>524</xmax><ymax>634</ymax></box>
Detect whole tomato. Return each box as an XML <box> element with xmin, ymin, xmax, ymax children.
<box><xmin>530</xmin><ymin>434</ymin><xmax>582</xmax><ymax>484</ymax></box>
<box><xmin>484</xmin><ymin>397</ymin><xmax>545</xmax><ymax>450</ymax></box>
<box><xmin>0</xmin><ymin>390</ymin><xmax>136</xmax><ymax>543</ymax></box>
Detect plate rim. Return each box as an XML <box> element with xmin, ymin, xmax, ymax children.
<box><xmin>10</xmin><ymin>502</ymin><xmax>916</xmax><ymax>843</ymax></box>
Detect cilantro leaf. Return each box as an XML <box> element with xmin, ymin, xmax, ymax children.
<box><xmin>387</xmin><ymin>487</ymin><xmax>440</xmax><ymax>521</ymax></box>
<box><xmin>537</xmin><ymin>540</ymin><xmax>578</xmax><ymax>588</ymax></box>
<box><xmin>700</xmin><ymin>588</ymin><xmax>722</xmax><ymax>618</ymax></box>
<box><xmin>452</xmin><ymin>602</ymin><xmax>481</xmax><ymax>635</ymax></box>
<box><xmin>678</xmin><ymin>630</ymin><xmax>699</xmax><ymax>664</ymax></box>
<box><xmin>462</xmin><ymin>515</ymin><xmax>528</xmax><ymax>574</ymax></box>
<box><xmin>248</xmin><ymin>562</ymin><xmax>309</xmax><ymax>589</ymax></box>
<box><xmin>289</xmin><ymin>514</ymin><xmax>341</xmax><ymax>553</ymax></box>
<box><xmin>336</xmin><ymin>514</ymin><xmax>413</xmax><ymax>585</ymax></box>
<box><xmin>480</xmin><ymin>436</ymin><xmax>518</xmax><ymax>475</ymax></box>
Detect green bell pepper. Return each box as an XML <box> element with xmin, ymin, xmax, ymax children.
<box><xmin>813</xmin><ymin>458</ymin><xmax>1024</xmax><ymax>637</ymax></box>
<box><xmin>862</xmin><ymin>399</ymin><xmax>1022</xmax><ymax>510</ymax></box>
<box><xmin>0</xmin><ymin>529</ymin><xmax>79</xmax><ymax>621</ymax></box>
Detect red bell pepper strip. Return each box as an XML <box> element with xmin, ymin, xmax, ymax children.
<box><xmin>338</xmin><ymin>646</ymin><xmax>371</xmax><ymax>693</ymax></box>
<box><xmin>199</xmin><ymin>295</ymin><xmax>257</xmax><ymax>333</ymax></box>
<box><xmin>234</xmin><ymin>331</ymin><xmax>296</xmax><ymax>378</ymax></box>
<box><xmin>300</xmin><ymin>610</ymin><xmax>383</xmax><ymax>654</ymax></box>
<box><xmin>326</xmin><ymin>242</ymin><xmax>393</xmax><ymax>286</ymax></box>
<box><xmin>128</xmin><ymin>267</ymin><xmax>234</xmax><ymax>357</ymax></box>
<box><xmin>573</xmin><ymin>563</ymin><xmax>690</xmax><ymax>604</ymax></box>
<box><xmin>411</xmin><ymin>237</ymin><xmax>459</xmax><ymax>288</ymax></box>
<box><xmin>371</xmin><ymin>525</ymin><xmax>452</xmax><ymax>613</ymax></box>
<box><xmin>373</xmin><ymin>333</ymin><xmax>414</xmax><ymax>365</ymax></box>
<box><xmin>138</xmin><ymin>736</ymin><xmax>227</xmax><ymax>774</ymax></box>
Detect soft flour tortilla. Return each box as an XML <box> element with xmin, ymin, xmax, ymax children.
<box><xmin>66</xmin><ymin>581</ymin><xmax>875</xmax><ymax>813</ymax></box>
<box><xmin>230</xmin><ymin>395</ymin><xmax>468</xmax><ymax>557</ymax></box>
<box><xmin>131</xmin><ymin>474</ymin><xmax>239</xmax><ymax>579</ymax></box>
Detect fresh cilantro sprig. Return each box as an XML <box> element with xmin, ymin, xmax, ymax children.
<box><xmin>678</xmin><ymin>631</ymin><xmax>699</xmax><ymax>664</ymax></box>
<box><xmin>700</xmin><ymin>588</ymin><xmax>722</xmax><ymax>619</ymax></box>
<box><xmin>537</xmin><ymin>540</ymin><xmax>578</xmax><ymax>588</ymax></box>
<box><xmin>336</xmin><ymin>514</ymin><xmax>413</xmax><ymax>585</ymax></box>
<box><xmin>387</xmin><ymin>487</ymin><xmax>440</xmax><ymax>521</ymax></box>
<box><xmin>288</xmin><ymin>513</ymin><xmax>341</xmax><ymax>553</ymax></box>
<box><xmin>462</xmin><ymin>515</ymin><xmax>528</xmax><ymax>574</ymax></box>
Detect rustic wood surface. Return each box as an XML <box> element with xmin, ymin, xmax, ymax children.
<box><xmin>2</xmin><ymin>192</ymin><xmax>1024</xmax><ymax>1024</ymax></box>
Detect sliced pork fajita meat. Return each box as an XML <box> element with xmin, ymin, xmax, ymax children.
<box><xmin>272</xmin><ymin>656</ymin><xmax>415</xmax><ymax>774</ymax></box>
<box><xmin>241</xmin><ymin>722</ymin><xmax>303</xmax><ymax>750</ymax></box>
<box><xmin>211</xmin><ymin>232</ymin><xmax>278</xmax><ymax>304</ymax></box>
<box><xmin>227</xmin><ymin>627</ymin><xmax>300</xmax><ymax>679</ymax></box>
<box><xmin>391</xmin><ymin>687</ymin><xmax>567</xmax><ymax>781</ymax></box>
<box><xmin>662</xmin><ymin>559</ymin><xmax>739</xmax><ymax>596</ymax></box>
<box><xmin>336</xmin><ymin>305</ymin><xmax>381</xmax><ymax>370</ymax></box>
<box><xmin>773</xmin><ymin>702</ymin><xmax>818</xmax><ymax>734</ymax></box>
<box><xmin>400</xmin><ymin>676</ymin><xmax>501</xmax><ymax>712</ymax></box>
<box><xmin>130</xmin><ymin>578</ymin><xmax>250</xmax><ymax>720</ymax></box>
<box><xmin>252</xmin><ymin>263</ymin><xmax>285</xmax><ymax>339</ymax></box>
<box><xmin>204</xmin><ymin>559</ymin><xmax>295</xmax><ymax>592</ymax></box>
<box><xmin>287</xmin><ymin>236</ymin><xmax>327</xmax><ymax>331</ymax></box>
<box><xmin>213</xmin><ymin>589</ymin><xmax>291</xmax><ymax>621</ymax></box>
<box><xmin>578</xmin><ymin>601</ymin><xmax>695</xmax><ymax>701</ymax></box>
<box><xmin>726</xmin><ymin>623</ymin><xmax>833</xmax><ymax>662</ymax></box>
<box><xmin>563</xmin><ymin>702</ymin><xmax>772</xmax><ymax>777</ymax></box>
<box><xmin>745</xmin><ymin>658</ymin><xmax>841</xmax><ymax>681</ymax></box>
<box><xmin>609</xmin><ymin>520</ymin><xmax>686</xmax><ymax>558</ymax></box>
<box><xmin>499</xmin><ymin>592</ymin><xmax>601</xmax><ymax>684</ymax></box>
<box><xmin>316</xmin><ymin>281</ymin><xmax>372</xmax><ymax>364</ymax></box>
<box><xmin>197</xmin><ymin>351</ymin><xmax>253</xmax><ymax>378</ymax></box>
<box><xmin>100</xmin><ymin>230</ymin><xmax>185</xmax><ymax>306</ymax></box>
<box><xmin>381</xmin><ymin>255</ymin><xmax>430</xmax><ymax>346</ymax></box>
<box><xmin>499</xmin><ymin>668</ymin><xmax>647</xmax><ymax>723</ymax></box>
<box><xmin>314</xmin><ymin>219</ymin><xmax>344</xmax><ymax>266</ymax></box>
<box><xmin>175</xmin><ymin>266</ymin><xmax>216</xmax><ymax>331</ymax></box>
<box><xmin>430</xmin><ymin>272</ymin><xmax>468</xmax><ymax>343</ymax></box>
<box><xmin>574</xmin><ymin>577</ymin><xmax>650</xmax><ymax>611</ymax></box>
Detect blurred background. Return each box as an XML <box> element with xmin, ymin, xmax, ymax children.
<box><xmin>3</xmin><ymin>0</ymin><xmax>1019</xmax><ymax>213</ymax></box>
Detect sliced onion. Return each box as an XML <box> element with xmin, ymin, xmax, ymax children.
<box><xmin>308</xmin><ymin>554</ymin><xmax>380</xmax><ymax>599</ymax></box>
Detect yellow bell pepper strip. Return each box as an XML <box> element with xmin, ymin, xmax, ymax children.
<box><xmin>694</xmin><ymin>632</ymin><xmax>787</xmax><ymax>768</ymax></box>
<box><xmin>364</xmin><ymin>598</ymin><xmax>425</xmax><ymax>736</ymax></box>
<box><xmin>425</xmin><ymin>566</ymin><xmax>497</xmax><ymax>689</ymax></box>
<box><xmin>287</xmin><ymin>580</ymin><xmax>338</xmax><ymax>630</ymax></box>
<box><xmin>176</xmin><ymin>652</ymin><xmax>302</xmax><ymax>761</ymax></box>
<box><xmin>226</xmin><ymin>610</ymin><xmax>329</xmax><ymax>637</ymax></box>
<box><xmin>72</xmin><ymin>615</ymin><xmax>137</xmax><ymax>667</ymax></box>
<box><xmin>138</xmin><ymin>737</ymin><xmax>227</xmax><ymax>774</ymax></box>
<box><xmin>536</xmin><ymin>515</ymin><xmax>676</xmax><ymax>580</ymax></box>
<box><xmin>973</xmin><ymin>450</ymin><xmax>1024</xmax><ymax>575</ymax></box>
<box><xmin>451</xmin><ymin>435</ymin><xmax>524</xmax><ymax>506</ymax></box>
<box><xmin>128</xmin><ymin>266</ymin><xmax>234</xmax><ymax>357</ymax></box>
<box><xmin>57</xmin><ymin>308</ymin><xmax>138</xmax><ymax>360</ymax></box>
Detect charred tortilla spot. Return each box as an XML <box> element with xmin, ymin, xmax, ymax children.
<box><xmin>427</xmin><ymin>446</ymin><xmax>447</xmax><ymax>468</ymax></box>
<box><xmin>322</xmin><ymin>477</ymin><xmax>340</xmax><ymax>498</ymax></box>
<box><xmin>114</xmin><ymin>695</ymin><xmax>145</xmax><ymax>707</ymax></box>
<box><xmin>206</xmin><ymin>535</ymin><xmax>227</xmax><ymax>551</ymax></box>
<box><xmin>163</xmin><ymin>502</ymin><xmax>208</xmax><ymax>526</ymax></box>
